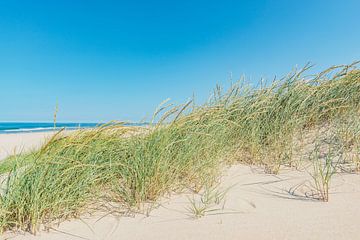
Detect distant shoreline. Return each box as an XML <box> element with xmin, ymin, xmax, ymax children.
<box><xmin>0</xmin><ymin>122</ymin><xmax>147</xmax><ymax>134</ymax></box>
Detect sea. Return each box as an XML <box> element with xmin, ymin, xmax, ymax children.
<box><xmin>0</xmin><ymin>122</ymin><xmax>99</xmax><ymax>134</ymax></box>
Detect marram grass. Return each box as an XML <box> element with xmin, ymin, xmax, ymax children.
<box><xmin>0</xmin><ymin>63</ymin><xmax>359</xmax><ymax>233</ymax></box>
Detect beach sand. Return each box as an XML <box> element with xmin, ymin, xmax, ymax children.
<box><xmin>0</xmin><ymin>132</ymin><xmax>56</xmax><ymax>160</ymax></box>
<box><xmin>1</xmin><ymin>132</ymin><xmax>360</xmax><ymax>240</ymax></box>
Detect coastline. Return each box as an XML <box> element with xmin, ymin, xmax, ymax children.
<box><xmin>0</xmin><ymin>122</ymin><xmax>146</xmax><ymax>135</ymax></box>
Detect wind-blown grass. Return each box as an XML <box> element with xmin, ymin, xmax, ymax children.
<box><xmin>0</xmin><ymin>62</ymin><xmax>359</xmax><ymax>233</ymax></box>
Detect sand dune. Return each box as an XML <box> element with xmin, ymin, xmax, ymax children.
<box><xmin>1</xmin><ymin>132</ymin><xmax>360</xmax><ymax>240</ymax></box>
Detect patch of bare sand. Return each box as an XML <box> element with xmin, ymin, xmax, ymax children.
<box><xmin>0</xmin><ymin>132</ymin><xmax>57</xmax><ymax>160</ymax></box>
<box><xmin>4</xmin><ymin>164</ymin><xmax>360</xmax><ymax>240</ymax></box>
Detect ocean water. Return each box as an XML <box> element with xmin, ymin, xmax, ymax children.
<box><xmin>0</xmin><ymin>122</ymin><xmax>99</xmax><ymax>134</ymax></box>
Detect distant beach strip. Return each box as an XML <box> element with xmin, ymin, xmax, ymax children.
<box><xmin>0</xmin><ymin>122</ymin><xmax>146</xmax><ymax>134</ymax></box>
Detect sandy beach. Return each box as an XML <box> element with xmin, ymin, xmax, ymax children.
<box><xmin>1</xmin><ymin>132</ymin><xmax>360</xmax><ymax>240</ymax></box>
<box><xmin>1</xmin><ymin>0</ymin><xmax>359</xmax><ymax>238</ymax></box>
<box><xmin>0</xmin><ymin>132</ymin><xmax>57</xmax><ymax>161</ymax></box>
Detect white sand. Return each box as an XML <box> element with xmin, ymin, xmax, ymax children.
<box><xmin>0</xmin><ymin>132</ymin><xmax>56</xmax><ymax>160</ymax></box>
<box><xmin>1</xmin><ymin>132</ymin><xmax>360</xmax><ymax>240</ymax></box>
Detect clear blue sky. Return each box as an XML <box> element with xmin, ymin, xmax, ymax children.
<box><xmin>1</xmin><ymin>0</ymin><xmax>359</xmax><ymax>122</ymax></box>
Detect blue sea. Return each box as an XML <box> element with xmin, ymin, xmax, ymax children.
<box><xmin>0</xmin><ymin>122</ymin><xmax>99</xmax><ymax>134</ymax></box>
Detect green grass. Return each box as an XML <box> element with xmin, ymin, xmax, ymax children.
<box><xmin>186</xmin><ymin>183</ymin><xmax>231</xmax><ymax>218</ymax></box>
<box><xmin>0</xmin><ymin>62</ymin><xmax>359</xmax><ymax>233</ymax></box>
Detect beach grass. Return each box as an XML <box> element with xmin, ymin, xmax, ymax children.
<box><xmin>0</xmin><ymin>62</ymin><xmax>359</xmax><ymax>233</ymax></box>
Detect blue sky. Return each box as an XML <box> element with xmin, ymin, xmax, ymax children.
<box><xmin>0</xmin><ymin>0</ymin><xmax>359</xmax><ymax>122</ymax></box>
